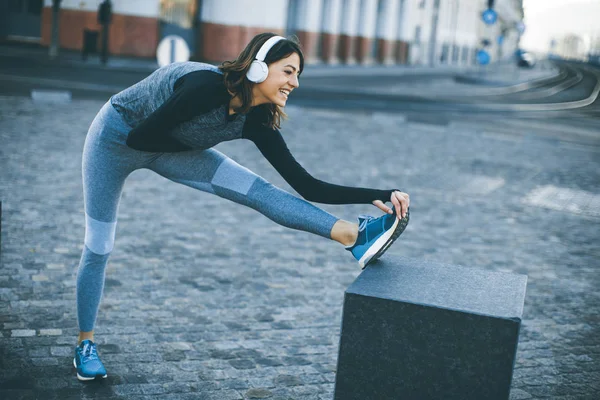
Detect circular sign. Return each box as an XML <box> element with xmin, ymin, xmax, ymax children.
<box><xmin>482</xmin><ymin>8</ymin><xmax>498</xmax><ymax>25</ymax></box>
<box><xmin>476</xmin><ymin>49</ymin><xmax>491</xmax><ymax>65</ymax></box>
<box><xmin>156</xmin><ymin>35</ymin><xmax>190</xmax><ymax>67</ymax></box>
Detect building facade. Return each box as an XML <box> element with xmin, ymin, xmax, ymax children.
<box><xmin>1</xmin><ymin>0</ymin><xmax>523</xmax><ymax>66</ymax></box>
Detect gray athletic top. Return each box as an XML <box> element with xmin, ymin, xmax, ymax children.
<box><xmin>111</xmin><ymin>62</ymin><xmax>245</xmax><ymax>151</ymax></box>
<box><xmin>109</xmin><ymin>61</ymin><xmax>396</xmax><ymax>205</ymax></box>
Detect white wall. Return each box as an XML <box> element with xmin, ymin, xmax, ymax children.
<box><xmin>400</xmin><ymin>0</ymin><xmax>429</xmax><ymax>64</ymax></box>
<box><xmin>398</xmin><ymin>0</ymin><xmax>421</xmax><ymax>42</ymax></box>
<box><xmin>44</xmin><ymin>0</ymin><xmax>160</xmax><ymax>18</ymax></box>
<box><xmin>435</xmin><ymin>0</ymin><xmax>480</xmax><ymax>63</ymax></box>
<box><xmin>496</xmin><ymin>0</ymin><xmax>521</xmax><ymax>24</ymax></box>
<box><xmin>357</xmin><ymin>0</ymin><xmax>378</xmax><ymax>38</ymax></box>
<box><xmin>377</xmin><ymin>0</ymin><xmax>399</xmax><ymax>40</ymax></box>
<box><xmin>460</xmin><ymin>0</ymin><xmax>480</xmax><ymax>47</ymax></box>
<box><xmin>294</xmin><ymin>0</ymin><xmax>323</xmax><ymax>32</ymax></box>
<box><xmin>321</xmin><ymin>0</ymin><xmax>342</xmax><ymax>34</ymax></box>
<box><xmin>201</xmin><ymin>0</ymin><xmax>289</xmax><ymax>29</ymax></box>
<box><xmin>339</xmin><ymin>0</ymin><xmax>360</xmax><ymax>36</ymax></box>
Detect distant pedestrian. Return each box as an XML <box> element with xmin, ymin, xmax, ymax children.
<box><xmin>97</xmin><ymin>0</ymin><xmax>112</xmax><ymax>64</ymax></box>
<box><xmin>73</xmin><ymin>32</ymin><xmax>410</xmax><ymax>381</ymax></box>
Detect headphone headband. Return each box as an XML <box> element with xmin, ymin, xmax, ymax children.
<box><xmin>255</xmin><ymin>36</ymin><xmax>286</xmax><ymax>62</ymax></box>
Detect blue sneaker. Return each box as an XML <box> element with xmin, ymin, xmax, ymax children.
<box><xmin>73</xmin><ymin>340</ymin><xmax>107</xmax><ymax>381</ymax></box>
<box><xmin>346</xmin><ymin>207</ymin><xmax>409</xmax><ymax>269</ymax></box>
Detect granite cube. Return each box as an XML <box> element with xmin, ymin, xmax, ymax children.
<box><xmin>334</xmin><ymin>255</ymin><xmax>527</xmax><ymax>400</ymax></box>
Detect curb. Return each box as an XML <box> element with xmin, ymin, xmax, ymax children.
<box><xmin>0</xmin><ymin>43</ymin><xmax>159</xmax><ymax>74</ymax></box>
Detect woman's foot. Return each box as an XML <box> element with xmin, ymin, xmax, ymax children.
<box><xmin>346</xmin><ymin>207</ymin><xmax>409</xmax><ymax>269</ymax></box>
<box><xmin>74</xmin><ymin>340</ymin><xmax>107</xmax><ymax>381</ymax></box>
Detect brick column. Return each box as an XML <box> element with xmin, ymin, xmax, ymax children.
<box><xmin>376</xmin><ymin>0</ymin><xmax>400</xmax><ymax>64</ymax></box>
<box><xmin>395</xmin><ymin>40</ymin><xmax>410</xmax><ymax>64</ymax></box>
<box><xmin>293</xmin><ymin>0</ymin><xmax>323</xmax><ymax>64</ymax></box>
<box><xmin>338</xmin><ymin>0</ymin><xmax>360</xmax><ymax>64</ymax></box>
<box><xmin>320</xmin><ymin>0</ymin><xmax>342</xmax><ymax>64</ymax></box>
<box><xmin>394</xmin><ymin>0</ymin><xmax>411</xmax><ymax>64</ymax></box>
<box><xmin>355</xmin><ymin>0</ymin><xmax>378</xmax><ymax>64</ymax></box>
<box><xmin>198</xmin><ymin>0</ymin><xmax>287</xmax><ymax>63</ymax></box>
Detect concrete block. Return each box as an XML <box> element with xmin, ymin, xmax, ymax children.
<box><xmin>334</xmin><ymin>256</ymin><xmax>527</xmax><ymax>400</ymax></box>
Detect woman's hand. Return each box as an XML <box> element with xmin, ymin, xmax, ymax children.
<box><xmin>372</xmin><ymin>191</ymin><xmax>410</xmax><ymax>219</ymax></box>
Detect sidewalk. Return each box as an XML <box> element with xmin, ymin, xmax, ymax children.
<box><xmin>1</xmin><ymin>92</ymin><xmax>598</xmax><ymax>399</ymax></box>
<box><xmin>0</xmin><ymin>42</ymin><xmax>159</xmax><ymax>74</ymax></box>
<box><xmin>0</xmin><ymin>41</ymin><xmax>558</xmax><ymax>85</ymax></box>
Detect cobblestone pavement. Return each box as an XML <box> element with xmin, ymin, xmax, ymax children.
<box><xmin>0</xmin><ymin>96</ymin><xmax>599</xmax><ymax>399</ymax></box>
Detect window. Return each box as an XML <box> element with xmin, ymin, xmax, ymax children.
<box><xmin>440</xmin><ymin>43</ymin><xmax>449</xmax><ymax>63</ymax></box>
<box><xmin>462</xmin><ymin>46</ymin><xmax>469</xmax><ymax>63</ymax></box>
<box><xmin>452</xmin><ymin>44</ymin><xmax>460</xmax><ymax>63</ymax></box>
<box><xmin>418</xmin><ymin>0</ymin><xmax>426</xmax><ymax>9</ymax></box>
<box><xmin>159</xmin><ymin>0</ymin><xmax>197</xmax><ymax>29</ymax></box>
<box><xmin>414</xmin><ymin>26</ymin><xmax>421</xmax><ymax>43</ymax></box>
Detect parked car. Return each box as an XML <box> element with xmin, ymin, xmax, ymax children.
<box><xmin>516</xmin><ymin>50</ymin><xmax>536</xmax><ymax>68</ymax></box>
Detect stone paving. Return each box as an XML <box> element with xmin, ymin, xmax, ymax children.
<box><xmin>0</xmin><ymin>95</ymin><xmax>599</xmax><ymax>399</ymax></box>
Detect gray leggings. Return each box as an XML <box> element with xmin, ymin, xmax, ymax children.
<box><xmin>77</xmin><ymin>101</ymin><xmax>338</xmax><ymax>332</ymax></box>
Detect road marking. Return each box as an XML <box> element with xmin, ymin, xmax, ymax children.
<box><xmin>418</xmin><ymin>173</ymin><xmax>505</xmax><ymax>196</ymax></box>
<box><xmin>523</xmin><ymin>185</ymin><xmax>600</xmax><ymax>218</ymax></box>
<box><xmin>461</xmin><ymin>176</ymin><xmax>505</xmax><ymax>196</ymax></box>
<box><xmin>31</xmin><ymin>89</ymin><xmax>71</xmax><ymax>103</ymax></box>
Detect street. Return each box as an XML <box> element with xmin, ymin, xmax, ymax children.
<box><xmin>0</xmin><ymin>47</ymin><xmax>599</xmax><ymax>399</ymax></box>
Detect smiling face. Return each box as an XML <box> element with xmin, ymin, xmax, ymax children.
<box><xmin>252</xmin><ymin>52</ymin><xmax>301</xmax><ymax>108</ymax></box>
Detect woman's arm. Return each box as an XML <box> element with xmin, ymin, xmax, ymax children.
<box><xmin>126</xmin><ymin>70</ymin><xmax>230</xmax><ymax>152</ymax></box>
<box><xmin>243</xmin><ymin>110</ymin><xmax>396</xmax><ymax>205</ymax></box>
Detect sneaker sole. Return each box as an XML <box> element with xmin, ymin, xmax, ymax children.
<box><xmin>73</xmin><ymin>358</ymin><xmax>107</xmax><ymax>381</ymax></box>
<box><xmin>359</xmin><ymin>212</ymin><xmax>409</xmax><ymax>269</ymax></box>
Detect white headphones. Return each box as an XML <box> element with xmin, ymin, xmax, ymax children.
<box><xmin>246</xmin><ymin>35</ymin><xmax>286</xmax><ymax>83</ymax></box>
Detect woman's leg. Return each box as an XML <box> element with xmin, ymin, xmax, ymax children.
<box><xmin>76</xmin><ymin>164</ymin><xmax>127</xmax><ymax>341</ymax></box>
<box><xmin>76</xmin><ymin>103</ymin><xmax>145</xmax><ymax>342</ymax></box>
<box><xmin>331</xmin><ymin>220</ymin><xmax>359</xmax><ymax>246</ymax></box>
<box><xmin>147</xmin><ymin>148</ymin><xmax>346</xmax><ymax>240</ymax></box>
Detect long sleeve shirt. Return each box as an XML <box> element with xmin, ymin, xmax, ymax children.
<box><xmin>110</xmin><ymin>61</ymin><xmax>396</xmax><ymax>204</ymax></box>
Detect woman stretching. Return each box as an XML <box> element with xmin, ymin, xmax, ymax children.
<box><xmin>74</xmin><ymin>33</ymin><xmax>410</xmax><ymax>381</ymax></box>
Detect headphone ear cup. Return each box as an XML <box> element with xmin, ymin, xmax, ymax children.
<box><xmin>247</xmin><ymin>60</ymin><xmax>269</xmax><ymax>83</ymax></box>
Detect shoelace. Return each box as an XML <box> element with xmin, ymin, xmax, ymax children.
<box><xmin>358</xmin><ymin>214</ymin><xmax>375</xmax><ymax>231</ymax></box>
<box><xmin>357</xmin><ymin>214</ymin><xmax>379</xmax><ymax>242</ymax></box>
<box><xmin>80</xmin><ymin>342</ymin><xmax>99</xmax><ymax>361</ymax></box>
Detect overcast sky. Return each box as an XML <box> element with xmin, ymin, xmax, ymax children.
<box><xmin>520</xmin><ymin>0</ymin><xmax>600</xmax><ymax>52</ymax></box>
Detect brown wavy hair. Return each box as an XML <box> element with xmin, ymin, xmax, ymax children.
<box><xmin>219</xmin><ymin>32</ymin><xmax>304</xmax><ymax>130</ymax></box>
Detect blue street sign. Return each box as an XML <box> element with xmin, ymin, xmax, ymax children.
<box><xmin>482</xmin><ymin>8</ymin><xmax>497</xmax><ymax>25</ymax></box>
<box><xmin>497</xmin><ymin>35</ymin><xmax>504</xmax><ymax>45</ymax></box>
<box><xmin>476</xmin><ymin>49</ymin><xmax>491</xmax><ymax>65</ymax></box>
<box><xmin>516</xmin><ymin>21</ymin><xmax>526</xmax><ymax>34</ymax></box>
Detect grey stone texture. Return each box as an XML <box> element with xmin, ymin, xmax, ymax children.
<box><xmin>334</xmin><ymin>256</ymin><xmax>527</xmax><ymax>399</ymax></box>
<box><xmin>0</xmin><ymin>96</ymin><xmax>599</xmax><ymax>399</ymax></box>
